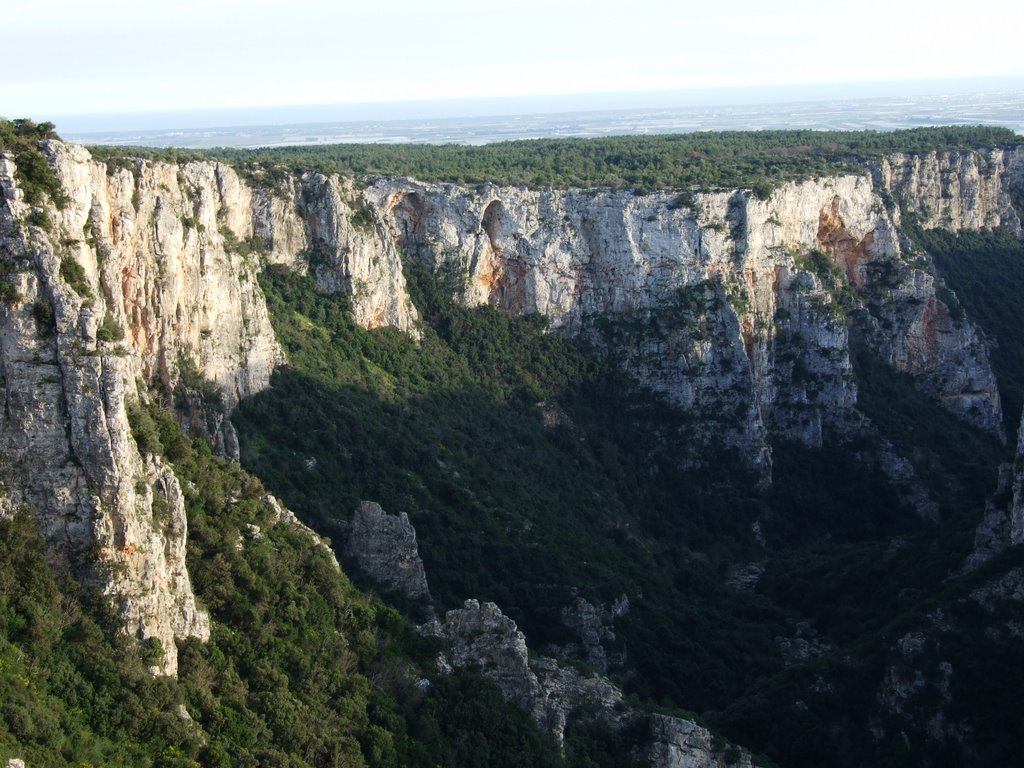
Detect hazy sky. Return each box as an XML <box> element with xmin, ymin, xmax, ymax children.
<box><xmin>4</xmin><ymin>0</ymin><xmax>1023</xmax><ymax>118</ymax></box>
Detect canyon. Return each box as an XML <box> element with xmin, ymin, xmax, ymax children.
<box><xmin>2</xmin><ymin>133</ymin><xmax>1024</xmax><ymax>765</ymax></box>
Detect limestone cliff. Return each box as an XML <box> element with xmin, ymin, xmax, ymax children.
<box><xmin>364</xmin><ymin>165</ymin><xmax>1008</xmax><ymax>465</ymax></box>
<box><xmin>0</xmin><ymin>136</ymin><xmax>1018</xmax><ymax>681</ymax></box>
<box><xmin>0</xmin><ymin>150</ymin><xmax>210</xmax><ymax>676</ymax></box>
<box><xmin>0</xmin><ymin>141</ymin><xmax>421</xmax><ymax>674</ymax></box>
<box><xmin>877</xmin><ymin>147</ymin><xmax>1024</xmax><ymax>234</ymax></box>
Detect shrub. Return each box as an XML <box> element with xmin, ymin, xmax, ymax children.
<box><xmin>0</xmin><ymin>279</ymin><xmax>19</xmax><ymax>304</ymax></box>
<box><xmin>127</xmin><ymin>402</ymin><xmax>164</xmax><ymax>456</ymax></box>
<box><xmin>96</xmin><ymin>312</ymin><xmax>126</xmax><ymax>343</ymax></box>
<box><xmin>32</xmin><ymin>299</ymin><xmax>54</xmax><ymax>335</ymax></box>
<box><xmin>0</xmin><ymin>118</ymin><xmax>67</xmax><ymax>208</ymax></box>
<box><xmin>59</xmin><ymin>256</ymin><xmax>92</xmax><ymax>299</ymax></box>
<box><xmin>27</xmin><ymin>208</ymin><xmax>51</xmax><ymax>228</ymax></box>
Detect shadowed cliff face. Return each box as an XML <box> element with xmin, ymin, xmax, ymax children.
<box><xmin>0</xmin><ymin>138</ymin><xmax>1019</xmax><ymax>681</ymax></box>
<box><xmin>360</xmin><ymin>161</ymin><xmax>1011</xmax><ymax>463</ymax></box>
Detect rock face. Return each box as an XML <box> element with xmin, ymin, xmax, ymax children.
<box><xmin>298</xmin><ymin>174</ymin><xmax>418</xmax><ymax>333</ymax></box>
<box><xmin>0</xmin><ymin>148</ymin><xmax>210</xmax><ymax>676</ymax></box>
<box><xmin>44</xmin><ymin>142</ymin><xmax>282</xmax><ymax>406</ymax></box>
<box><xmin>363</xmin><ymin>167</ymin><xmax>1008</xmax><ymax>466</ymax></box>
<box><xmin>442</xmin><ymin>598</ymin><xmax>749</xmax><ymax>767</ymax></box>
<box><xmin>0</xmin><ymin>142</ymin><xmax>420</xmax><ymax>675</ymax></box>
<box><xmin>877</xmin><ymin>148</ymin><xmax>1024</xmax><ymax>234</ymax></box>
<box><xmin>1011</xmin><ymin>409</ymin><xmax>1024</xmax><ymax>546</ymax></box>
<box><xmin>647</xmin><ymin>715</ymin><xmax>753</xmax><ymax>768</ymax></box>
<box><xmin>0</xmin><ymin>137</ymin><xmax>1019</xmax><ymax>680</ymax></box>
<box><xmin>557</xmin><ymin>595</ymin><xmax>628</xmax><ymax>673</ymax></box>
<box><xmin>964</xmin><ymin>406</ymin><xmax>1024</xmax><ymax>570</ymax></box>
<box><xmin>343</xmin><ymin>500</ymin><xmax>432</xmax><ymax>614</ymax></box>
<box><xmin>444</xmin><ymin>599</ymin><xmax>542</xmax><ymax>712</ymax></box>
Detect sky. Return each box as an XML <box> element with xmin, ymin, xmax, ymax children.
<box><xmin>4</xmin><ymin>0</ymin><xmax>1023</xmax><ymax>123</ymax></box>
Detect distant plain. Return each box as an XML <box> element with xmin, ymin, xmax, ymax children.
<box><xmin>63</xmin><ymin>87</ymin><xmax>1024</xmax><ymax>149</ymax></box>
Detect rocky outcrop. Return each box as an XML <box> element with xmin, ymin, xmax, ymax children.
<box><xmin>442</xmin><ymin>598</ymin><xmax>749</xmax><ymax>767</ymax></box>
<box><xmin>647</xmin><ymin>715</ymin><xmax>752</xmax><ymax>768</ymax></box>
<box><xmin>775</xmin><ymin>622</ymin><xmax>834</xmax><ymax>665</ymax></box>
<box><xmin>877</xmin><ymin>148</ymin><xmax>1024</xmax><ymax>234</ymax></box>
<box><xmin>556</xmin><ymin>595</ymin><xmax>629</xmax><ymax>673</ymax></box>
<box><xmin>343</xmin><ymin>500</ymin><xmax>432</xmax><ymax>615</ymax></box>
<box><xmin>444</xmin><ymin>599</ymin><xmax>542</xmax><ymax>712</ymax></box>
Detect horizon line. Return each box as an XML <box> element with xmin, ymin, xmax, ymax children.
<box><xmin>48</xmin><ymin>75</ymin><xmax>1024</xmax><ymax>135</ymax></box>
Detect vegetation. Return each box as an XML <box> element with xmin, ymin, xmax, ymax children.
<box><xmin>224</xmin><ymin>231</ymin><xmax>1024</xmax><ymax>767</ymax></box>
<box><xmin>32</xmin><ymin>299</ymin><xmax>55</xmax><ymax>335</ymax></box>
<box><xmin>0</xmin><ymin>406</ymin><xmax>575</xmax><ymax>767</ymax></box>
<box><xmin>231</xmin><ymin>260</ymin><xmax>963</xmax><ymax>710</ymax></box>
<box><xmin>0</xmin><ymin>260</ymin><xmax>21</xmax><ymax>304</ymax></box>
<box><xmin>59</xmin><ymin>257</ymin><xmax>92</xmax><ymax>299</ymax></box>
<box><xmin>0</xmin><ymin>119</ymin><xmax>67</xmax><ymax>208</ymax></box>
<box><xmin>5</xmin><ymin>123</ymin><xmax>1024</xmax><ymax>767</ymax></box>
<box><xmin>85</xmin><ymin>126</ymin><xmax>1020</xmax><ymax>194</ymax></box>
<box><xmin>96</xmin><ymin>313</ymin><xmax>125</xmax><ymax>343</ymax></box>
<box><xmin>905</xmin><ymin>225</ymin><xmax>1024</xmax><ymax>435</ymax></box>
<box><xmin>219</xmin><ymin>226</ymin><xmax>266</xmax><ymax>261</ymax></box>
<box><xmin>234</xmin><ymin>267</ymin><xmax>795</xmax><ymax>703</ymax></box>
<box><xmin>791</xmin><ymin>248</ymin><xmax>857</xmax><ymax>322</ymax></box>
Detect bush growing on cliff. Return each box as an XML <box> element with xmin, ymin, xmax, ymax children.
<box><xmin>32</xmin><ymin>299</ymin><xmax>54</xmax><ymax>335</ymax></box>
<box><xmin>96</xmin><ymin>312</ymin><xmax>125</xmax><ymax>343</ymax></box>
<box><xmin>59</xmin><ymin>256</ymin><xmax>92</xmax><ymax>299</ymax></box>
<box><xmin>0</xmin><ymin>118</ymin><xmax>67</xmax><ymax>208</ymax></box>
<box><xmin>127</xmin><ymin>402</ymin><xmax>163</xmax><ymax>456</ymax></box>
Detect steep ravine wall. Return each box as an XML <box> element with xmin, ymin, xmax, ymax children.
<box><xmin>0</xmin><ymin>149</ymin><xmax>211</xmax><ymax>676</ymax></box>
<box><xmin>348</xmin><ymin>499</ymin><xmax>753</xmax><ymax>767</ymax></box>
<box><xmin>364</xmin><ymin>154</ymin><xmax>1013</xmax><ymax>460</ymax></box>
<box><xmin>878</xmin><ymin>147</ymin><xmax>1024</xmax><ymax>234</ymax></box>
<box><xmin>0</xmin><ymin>139</ymin><xmax>1019</xmax><ymax>680</ymax></box>
<box><xmin>0</xmin><ymin>142</ymin><xmax>418</xmax><ymax>675</ymax></box>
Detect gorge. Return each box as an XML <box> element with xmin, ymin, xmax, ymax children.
<box><xmin>2</xmin><ymin>122</ymin><xmax>1024</xmax><ymax>766</ymax></box>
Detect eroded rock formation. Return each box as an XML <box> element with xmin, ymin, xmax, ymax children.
<box><xmin>343</xmin><ymin>500</ymin><xmax>433</xmax><ymax>617</ymax></box>
<box><xmin>1</xmin><ymin>137</ymin><xmax>1020</xmax><ymax>682</ymax></box>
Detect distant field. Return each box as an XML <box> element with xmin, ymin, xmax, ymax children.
<box><xmin>66</xmin><ymin>89</ymin><xmax>1024</xmax><ymax>150</ymax></box>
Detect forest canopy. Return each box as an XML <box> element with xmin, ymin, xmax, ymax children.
<box><xmin>84</xmin><ymin>125</ymin><xmax>1022</xmax><ymax>195</ymax></box>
